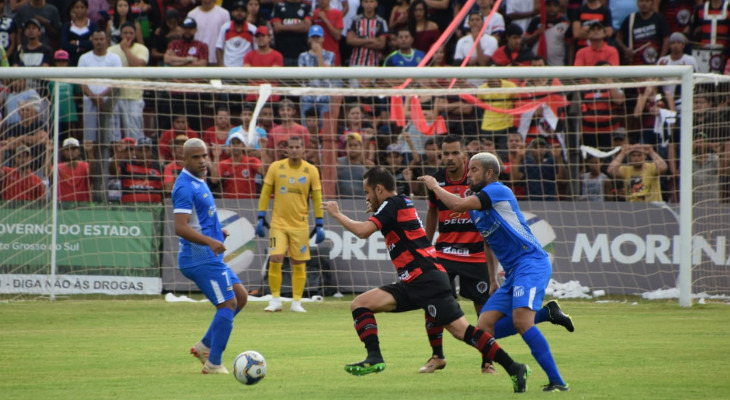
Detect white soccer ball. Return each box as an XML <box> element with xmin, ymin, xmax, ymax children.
<box><xmin>233</xmin><ymin>350</ymin><xmax>267</xmax><ymax>385</ymax></box>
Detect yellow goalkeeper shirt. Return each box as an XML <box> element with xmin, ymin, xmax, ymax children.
<box><xmin>261</xmin><ymin>159</ymin><xmax>322</xmax><ymax>230</ymax></box>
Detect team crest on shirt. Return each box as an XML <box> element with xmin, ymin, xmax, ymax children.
<box><xmin>476</xmin><ymin>281</ymin><xmax>488</xmax><ymax>294</ymax></box>
<box><xmin>513</xmin><ymin>286</ymin><xmax>525</xmax><ymax>297</ymax></box>
<box><xmin>203</xmin><ymin>193</ymin><xmax>208</xmax><ymax>198</ymax></box>
<box><xmin>677</xmin><ymin>9</ymin><xmax>690</xmax><ymax>26</ymax></box>
<box><xmin>242</xmin><ymin>169</ymin><xmax>250</xmax><ymax>178</ymax></box>
<box><xmin>298</xmin><ymin>176</ymin><xmax>306</xmax><ymax>184</ymax></box>
<box><xmin>300</xmin><ymin>245</ymin><xmax>306</xmax><ymax>254</ymax></box>
<box><xmin>208</xmin><ymin>206</ymin><xmax>215</xmax><ymax>217</ymax></box>
<box><xmin>289</xmin><ymin>177</ymin><xmax>296</xmax><ymax>184</ymax></box>
<box><xmin>280</xmin><ymin>186</ymin><xmax>287</xmax><ymax>193</ymax></box>
<box><xmin>427</xmin><ymin>304</ymin><xmax>437</xmax><ymax>318</ymax></box>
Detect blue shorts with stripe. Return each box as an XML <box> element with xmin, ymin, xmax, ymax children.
<box><xmin>481</xmin><ymin>256</ymin><xmax>551</xmax><ymax>315</ymax></box>
<box><xmin>180</xmin><ymin>261</ymin><xmax>242</xmax><ymax>306</ymax></box>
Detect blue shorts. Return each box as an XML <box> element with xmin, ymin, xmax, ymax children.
<box><xmin>181</xmin><ymin>261</ymin><xmax>242</xmax><ymax>306</ymax></box>
<box><xmin>481</xmin><ymin>256</ymin><xmax>551</xmax><ymax>315</ymax></box>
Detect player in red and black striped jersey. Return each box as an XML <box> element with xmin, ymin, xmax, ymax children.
<box><xmin>419</xmin><ymin>135</ymin><xmax>496</xmax><ymax>373</ymax></box>
<box><xmin>323</xmin><ymin>166</ymin><xmax>530</xmax><ymax>393</ymax></box>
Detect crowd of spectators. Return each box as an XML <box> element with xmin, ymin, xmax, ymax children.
<box><xmin>1</xmin><ymin>0</ymin><xmax>729</xmax><ymax>204</ymax></box>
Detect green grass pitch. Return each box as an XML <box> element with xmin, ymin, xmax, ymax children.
<box><xmin>1</xmin><ymin>297</ymin><xmax>729</xmax><ymax>399</ymax></box>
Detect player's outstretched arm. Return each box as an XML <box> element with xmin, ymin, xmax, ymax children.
<box><xmin>322</xmin><ymin>201</ymin><xmax>378</xmax><ymax>239</ymax></box>
<box><xmin>417</xmin><ymin>175</ymin><xmax>482</xmax><ymax>213</ymax></box>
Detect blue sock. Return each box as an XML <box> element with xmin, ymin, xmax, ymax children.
<box><xmin>522</xmin><ymin>326</ymin><xmax>565</xmax><ymax>386</ymax></box>
<box><xmin>207</xmin><ymin>308</ymin><xmax>235</xmax><ymax>365</ymax></box>
<box><xmin>535</xmin><ymin>306</ymin><xmax>550</xmax><ymax>323</ymax></box>
<box><xmin>493</xmin><ymin>315</ymin><xmax>517</xmax><ymax>339</ymax></box>
<box><xmin>202</xmin><ymin>307</ymin><xmax>241</xmax><ymax>347</ymax></box>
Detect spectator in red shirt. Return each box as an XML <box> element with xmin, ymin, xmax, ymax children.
<box><xmin>243</xmin><ymin>26</ymin><xmax>283</xmax><ymax>103</ymax></box>
<box><xmin>55</xmin><ymin>138</ymin><xmax>92</xmax><ymax>202</ymax></box>
<box><xmin>211</xmin><ymin>132</ymin><xmax>262</xmax><ymax>198</ymax></box>
<box><xmin>162</xmin><ymin>133</ymin><xmax>187</xmax><ymax>195</ymax></box>
<box><xmin>159</xmin><ymin>114</ymin><xmax>200</xmax><ymax>162</ymax></box>
<box><xmin>491</xmin><ymin>23</ymin><xmax>534</xmax><ymax>66</ymax></box>
<box><xmin>574</xmin><ymin>20</ymin><xmax>620</xmax><ymax>66</ymax></box>
<box><xmin>203</xmin><ymin>107</ymin><xmax>233</xmax><ymax>160</ymax></box>
<box><xmin>1</xmin><ymin>145</ymin><xmax>45</xmax><ymax>201</ymax></box>
<box><xmin>312</xmin><ymin>0</ymin><xmax>344</xmax><ymax>65</ymax></box>
<box><xmin>265</xmin><ymin>98</ymin><xmax>311</xmax><ymax>163</ymax></box>
<box><xmin>163</xmin><ymin>17</ymin><xmax>209</xmax><ymax>66</ymax></box>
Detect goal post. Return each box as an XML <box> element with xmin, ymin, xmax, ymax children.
<box><xmin>0</xmin><ymin>65</ymin><xmax>719</xmax><ymax>306</ymax></box>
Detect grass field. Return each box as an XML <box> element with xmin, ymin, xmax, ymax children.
<box><xmin>2</xmin><ymin>297</ymin><xmax>729</xmax><ymax>400</ymax></box>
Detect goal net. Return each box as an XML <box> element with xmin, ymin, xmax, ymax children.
<box><xmin>0</xmin><ymin>66</ymin><xmax>726</xmax><ymax>305</ymax></box>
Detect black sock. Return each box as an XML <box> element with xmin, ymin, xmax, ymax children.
<box><xmin>463</xmin><ymin>325</ymin><xmax>517</xmax><ymax>373</ymax></box>
<box><xmin>425</xmin><ymin>312</ymin><xmax>444</xmax><ymax>358</ymax></box>
<box><xmin>352</xmin><ymin>307</ymin><xmax>382</xmax><ymax>361</ymax></box>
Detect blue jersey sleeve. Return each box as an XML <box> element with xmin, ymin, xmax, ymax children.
<box><xmin>484</xmin><ymin>182</ymin><xmax>515</xmax><ymax>204</ymax></box>
<box><xmin>172</xmin><ymin>178</ymin><xmax>193</xmax><ymax>214</ymax></box>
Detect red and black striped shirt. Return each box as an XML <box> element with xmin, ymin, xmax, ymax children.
<box><xmin>368</xmin><ymin>195</ymin><xmax>445</xmax><ymax>282</ymax></box>
<box><xmin>427</xmin><ymin>168</ymin><xmax>486</xmax><ymax>264</ymax></box>
<box><xmin>349</xmin><ymin>14</ymin><xmax>388</xmax><ymax>66</ymax></box>
<box><xmin>580</xmin><ymin>89</ymin><xmax>621</xmax><ymax>134</ymax></box>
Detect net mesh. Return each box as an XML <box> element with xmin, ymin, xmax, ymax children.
<box><xmin>1</xmin><ymin>69</ymin><xmax>728</xmax><ymax>300</ymax></box>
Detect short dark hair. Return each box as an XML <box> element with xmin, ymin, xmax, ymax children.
<box><xmin>363</xmin><ymin>166</ymin><xmax>396</xmax><ymax>192</ymax></box>
<box><xmin>120</xmin><ymin>21</ymin><xmax>136</xmax><ymax>32</ymax></box>
<box><xmin>441</xmin><ymin>134</ymin><xmax>463</xmax><ymax>147</ymax></box>
<box><xmin>288</xmin><ymin>136</ymin><xmax>304</xmax><ymax>145</ymax></box>
<box><xmin>424</xmin><ymin>137</ymin><xmax>437</xmax><ymax>147</ymax></box>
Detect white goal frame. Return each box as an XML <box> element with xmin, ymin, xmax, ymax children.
<box><xmin>1</xmin><ymin>66</ymin><xmax>695</xmax><ymax>307</ymax></box>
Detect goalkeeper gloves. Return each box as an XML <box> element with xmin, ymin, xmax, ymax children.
<box><xmin>314</xmin><ymin>218</ymin><xmax>325</xmax><ymax>244</ymax></box>
<box><xmin>255</xmin><ymin>211</ymin><xmax>269</xmax><ymax>238</ymax></box>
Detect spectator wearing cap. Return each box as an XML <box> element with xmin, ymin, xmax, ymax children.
<box><xmin>226</xmin><ymin>104</ymin><xmax>267</xmax><ymax>160</ymax></box>
<box><xmin>0</xmin><ymin>0</ymin><xmax>17</xmax><ymax>62</ymax></box>
<box><xmin>113</xmin><ymin>136</ymin><xmax>164</xmax><ymax>203</ymax></box>
<box><xmin>312</xmin><ymin>0</ymin><xmax>343</xmax><ymax>65</ymax></box>
<box><xmin>54</xmin><ymin>137</ymin><xmax>93</xmax><ymax>202</ymax></box>
<box><xmin>210</xmin><ymin>132</ymin><xmax>262</xmax><ymax>198</ymax></box>
<box><xmin>161</xmin><ymin>133</ymin><xmax>188</xmax><ymax>194</ymax></box>
<box><xmin>298</xmin><ymin>24</ymin><xmax>336</xmax><ymax>125</ymax></box>
<box><xmin>61</xmin><ymin>0</ymin><xmax>99</xmax><ymax>66</ymax></box>
<box><xmin>346</xmin><ymin>0</ymin><xmax>387</xmax><ymax>67</ymax></box>
<box><xmin>149</xmin><ymin>8</ymin><xmax>183</xmax><ymax>66</ymax></box>
<box><xmin>215</xmin><ymin>0</ymin><xmax>256</xmax><ymax>67</ymax></box>
<box><xmin>510</xmin><ymin>136</ymin><xmax>565</xmax><ymax>201</ymax></box>
<box><xmin>266</xmin><ymin>99</ymin><xmax>311</xmax><ymax>163</ymax></box>
<box><xmin>617</xmin><ymin>0</ymin><xmax>670</xmax><ymax>65</ymax></box>
<box><xmin>109</xmin><ymin>21</ymin><xmax>150</xmax><ymax>141</ymax></box>
<box><xmin>78</xmin><ymin>29</ymin><xmax>123</xmax><ymax>160</ymax></box>
<box><xmin>271</xmin><ymin>0</ymin><xmax>312</xmax><ymax>66</ymax></box>
<box><xmin>49</xmin><ymin>50</ymin><xmax>81</xmax><ymax>143</ymax></box>
<box><xmin>607</xmin><ymin>143</ymin><xmax>668</xmax><ymax>202</ymax></box>
<box><xmin>164</xmin><ymin>17</ymin><xmax>208</xmax><ymax>66</ymax></box>
<box><xmin>11</xmin><ymin>0</ymin><xmax>62</xmax><ymax>49</ymax></box>
<box><xmin>0</xmin><ymin>145</ymin><xmax>45</xmax><ymax>201</ymax></box>
<box><xmin>159</xmin><ymin>114</ymin><xmax>200</xmax><ymax>161</ymax></box>
<box><xmin>244</xmin><ymin>26</ymin><xmax>284</xmax><ymax>67</ymax></box>
<box><xmin>524</xmin><ymin>0</ymin><xmax>570</xmax><ymax>66</ymax></box>
<box><xmin>491</xmin><ymin>23</ymin><xmax>533</xmax><ymax>66</ymax></box>
<box><xmin>573</xmin><ymin>21</ymin><xmax>620</xmax><ymax>66</ymax></box>
<box><xmin>11</xmin><ymin>18</ymin><xmax>53</xmax><ymax>67</ymax></box>
<box><xmin>657</xmin><ymin>32</ymin><xmax>698</xmax><ymax>110</ymax></box>
<box><xmin>571</xmin><ymin>0</ymin><xmax>614</xmax><ymax>56</ymax></box>
<box><xmin>383</xmin><ymin>27</ymin><xmax>425</xmax><ymax>67</ymax></box>
<box><xmin>187</xmin><ymin>0</ymin><xmax>230</xmax><ymax>65</ymax></box>
<box><xmin>454</xmin><ymin>12</ymin><xmax>497</xmax><ymax>67</ymax></box>
<box><xmin>336</xmin><ymin>131</ymin><xmax>367</xmax><ymax>197</ymax></box>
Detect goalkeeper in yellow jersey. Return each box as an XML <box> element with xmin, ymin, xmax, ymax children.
<box><xmin>256</xmin><ymin>136</ymin><xmax>325</xmax><ymax>313</ymax></box>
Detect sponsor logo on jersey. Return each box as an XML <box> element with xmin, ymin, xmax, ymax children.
<box><xmin>280</xmin><ymin>186</ymin><xmax>286</xmax><ymax>193</ymax></box>
<box><xmin>442</xmin><ymin>246</ymin><xmax>470</xmax><ymax>256</ymax></box>
<box><xmin>298</xmin><ymin>176</ymin><xmax>306</xmax><ymax>184</ymax></box>
<box><xmin>300</xmin><ymin>245</ymin><xmax>307</xmax><ymax>254</ymax></box>
<box><xmin>513</xmin><ymin>285</ymin><xmax>524</xmax><ymax>297</ymax></box>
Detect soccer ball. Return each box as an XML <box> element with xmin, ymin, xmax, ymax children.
<box><xmin>233</xmin><ymin>351</ymin><xmax>267</xmax><ymax>385</ymax></box>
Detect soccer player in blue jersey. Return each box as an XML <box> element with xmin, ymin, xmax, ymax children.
<box><xmin>172</xmin><ymin>138</ymin><xmax>248</xmax><ymax>375</ymax></box>
<box><xmin>419</xmin><ymin>152</ymin><xmax>570</xmax><ymax>392</ymax></box>
<box><xmin>322</xmin><ymin>166</ymin><xmax>530</xmax><ymax>393</ymax></box>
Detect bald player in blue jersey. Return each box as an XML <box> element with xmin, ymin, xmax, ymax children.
<box><xmin>173</xmin><ymin>138</ymin><xmax>248</xmax><ymax>375</ymax></box>
<box><xmin>419</xmin><ymin>152</ymin><xmax>570</xmax><ymax>393</ymax></box>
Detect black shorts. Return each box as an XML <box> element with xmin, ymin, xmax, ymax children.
<box><xmin>439</xmin><ymin>258</ymin><xmax>491</xmax><ymax>305</ymax></box>
<box><xmin>379</xmin><ymin>269</ymin><xmax>464</xmax><ymax>326</ymax></box>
